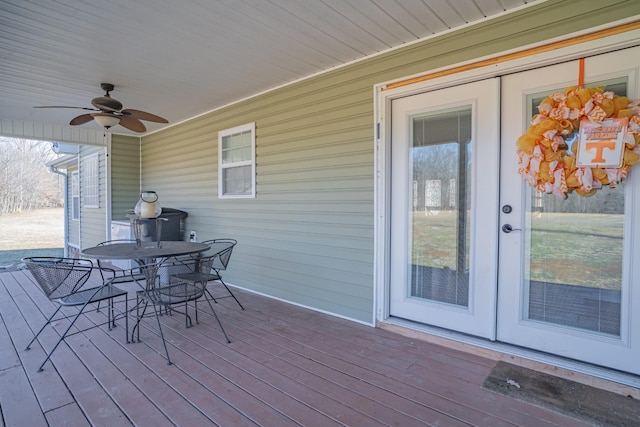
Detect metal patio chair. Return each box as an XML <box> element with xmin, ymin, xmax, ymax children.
<box><xmin>198</xmin><ymin>239</ymin><xmax>244</xmax><ymax>310</ymax></box>
<box><xmin>131</xmin><ymin>256</ymin><xmax>230</xmax><ymax>365</ymax></box>
<box><xmin>22</xmin><ymin>257</ymin><xmax>129</xmax><ymax>371</ymax></box>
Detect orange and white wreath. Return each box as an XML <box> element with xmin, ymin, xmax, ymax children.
<box><xmin>516</xmin><ymin>85</ymin><xmax>640</xmax><ymax>199</ymax></box>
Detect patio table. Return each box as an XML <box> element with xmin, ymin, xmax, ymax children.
<box><xmin>81</xmin><ymin>241</ymin><xmax>210</xmax><ymax>264</ymax></box>
<box><xmin>81</xmin><ymin>241</ymin><xmax>213</xmax><ymax>349</ymax></box>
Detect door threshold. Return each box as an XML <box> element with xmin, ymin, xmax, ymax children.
<box><xmin>378</xmin><ymin>317</ymin><xmax>640</xmax><ymax>398</ymax></box>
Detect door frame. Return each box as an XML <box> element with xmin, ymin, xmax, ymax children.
<box><xmin>373</xmin><ymin>25</ymin><xmax>640</xmax><ymax>381</ymax></box>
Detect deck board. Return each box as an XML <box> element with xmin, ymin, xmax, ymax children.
<box><xmin>43</xmin><ymin>402</ymin><xmax>89</xmax><ymax>427</ymax></box>
<box><xmin>0</xmin><ymin>365</ymin><xmax>48</xmax><ymax>427</ymax></box>
<box><xmin>0</xmin><ymin>268</ymin><xmax>598</xmax><ymax>427</ymax></box>
<box><xmin>209</xmin><ymin>297</ymin><xmax>574</xmax><ymax>426</ymax></box>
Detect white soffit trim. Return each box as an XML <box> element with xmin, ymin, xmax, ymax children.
<box><xmin>1</xmin><ymin>118</ymin><xmax>107</xmax><ymax>146</ymax></box>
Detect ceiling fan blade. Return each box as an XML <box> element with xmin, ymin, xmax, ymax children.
<box><xmin>69</xmin><ymin>114</ymin><xmax>95</xmax><ymax>126</ymax></box>
<box><xmin>34</xmin><ymin>106</ymin><xmax>98</xmax><ymax>111</ymax></box>
<box><xmin>119</xmin><ymin>116</ymin><xmax>147</xmax><ymax>132</ymax></box>
<box><xmin>35</xmin><ymin>84</ymin><xmax>162</xmax><ymax>131</ymax></box>
<box><xmin>121</xmin><ymin>109</ymin><xmax>168</xmax><ymax>123</ymax></box>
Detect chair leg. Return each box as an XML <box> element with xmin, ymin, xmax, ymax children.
<box><xmin>184</xmin><ymin>301</ymin><xmax>192</xmax><ymax>328</ymax></box>
<box><xmin>218</xmin><ymin>279</ymin><xmax>245</xmax><ymax>310</ymax></box>
<box><xmin>108</xmin><ymin>295</ymin><xmax>123</xmax><ymax>330</ymax></box>
<box><xmin>133</xmin><ymin>295</ymin><xmax>148</xmax><ymax>343</ymax></box>
<box><xmin>133</xmin><ymin>293</ymin><xmax>172</xmax><ymax>365</ymax></box>
<box><xmin>124</xmin><ymin>294</ymin><xmax>129</xmax><ymax>343</ymax></box>
<box><xmin>36</xmin><ymin>300</ymin><xmax>92</xmax><ymax>371</ymax></box>
<box><xmin>108</xmin><ymin>298</ymin><xmax>114</xmax><ymax>330</ymax></box>
<box><xmin>25</xmin><ymin>306</ymin><xmax>63</xmax><ymax>350</ymax></box>
<box><xmin>116</xmin><ymin>293</ymin><xmax>129</xmax><ymax>343</ymax></box>
<box><xmin>203</xmin><ymin>289</ymin><xmax>231</xmax><ymax>343</ymax></box>
<box><xmin>30</xmin><ymin>292</ymin><xmax>130</xmax><ymax>370</ymax></box>
<box><xmin>149</xmin><ymin>302</ymin><xmax>172</xmax><ymax>365</ymax></box>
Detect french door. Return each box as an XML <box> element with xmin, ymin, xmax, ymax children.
<box><xmin>389</xmin><ymin>46</ymin><xmax>640</xmax><ymax>374</ymax></box>
<box><xmin>497</xmin><ymin>47</ymin><xmax>640</xmax><ymax>374</ymax></box>
<box><xmin>389</xmin><ymin>79</ymin><xmax>500</xmax><ymax>339</ymax></box>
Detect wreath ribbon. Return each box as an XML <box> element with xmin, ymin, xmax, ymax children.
<box><xmin>516</xmin><ymin>59</ymin><xmax>640</xmax><ymax>199</ymax></box>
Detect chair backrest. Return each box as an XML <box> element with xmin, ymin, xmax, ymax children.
<box><xmin>168</xmin><ymin>255</ymin><xmax>216</xmax><ymax>279</ymax></box>
<box><xmin>136</xmin><ymin>260</ymin><xmax>161</xmax><ymax>286</ymax></box>
<box><xmin>190</xmin><ymin>254</ymin><xmax>216</xmax><ymax>278</ymax></box>
<box><xmin>135</xmin><ymin>256</ymin><xmax>212</xmax><ymax>304</ymax></box>
<box><xmin>95</xmin><ymin>239</ymin><xmax>142</xmax><ymax>274</ymax></box>
<box><xmin>135</xmin><ymin>260</ymin><xmax>169</xmax><ymax>302</ymax></box>
<box><xmin>22</xmin><ymin>257</ymin><xmax>94</xmax><ymax>300</ymax></box>
<box><xmin>135</xmin><ymin>257</ymin><xmax>200</xmax><ymax>285</ymax></box>
<box><xmin>201</xmin><ymin>239</ymin><xmax>237</xmax><ymax>271</ymax></box>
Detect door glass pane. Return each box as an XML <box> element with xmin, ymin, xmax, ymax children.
<box><xmin>409</xmin><ymin>107</ymin><xmax>471</xmax><ymax>307</ymax></box>
<box><xmin>524</xmin><ymin>79</ymin><xmax>626</xmax><ymax>336</ymax></box>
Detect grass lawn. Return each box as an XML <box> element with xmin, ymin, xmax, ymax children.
<box><xmin>529</xmin><ymin>212</ymin><xmax>622</xmax><ymax>289</ymax></box>
<box><xmin>411</xmin><ymin>210</ymin><xmax>622</xmax><ymax>290</ymax></box>
<box><xmin>0</xmin><ymin>208</ymin><xmax>64</xmax><ymax>269</ymax></box>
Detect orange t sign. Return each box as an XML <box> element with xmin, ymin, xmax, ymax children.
<box><xmin>585</xmin><ymin>140</ymin><xmax>616</xmax><ymax>163</ymax></box>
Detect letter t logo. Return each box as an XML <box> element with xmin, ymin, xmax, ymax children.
<box><xmin>585</xmin><ymin>140</ymin><xmax>616</xmax><ymax>163</ymax></box>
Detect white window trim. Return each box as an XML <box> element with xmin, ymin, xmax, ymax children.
<box><xmin>218</xmin><ymin>122</ymin><xmax>256</xmax><ymax>199</ymax></box>
<box><xmin>71</xmin><ymin>170</ymin><xmax>80</xmax><ymax>221</ymax></box>
<box><xmin>83</xmin><ymin>152</ymin><xmax>100</xmax><ymax>208</ymax></box>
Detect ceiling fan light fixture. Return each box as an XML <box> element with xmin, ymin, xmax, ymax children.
<box><xmin>93</xmin><ymin>113</ymin><xmax>120</xmax><ymax>129</ymax></box>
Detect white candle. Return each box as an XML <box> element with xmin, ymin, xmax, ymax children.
<box><xmin>140</xmin><ymin>202</ymin><xmax>155</xmax><ymax>218</ymax></box>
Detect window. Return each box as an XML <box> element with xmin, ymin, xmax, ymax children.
<box><xmin>71</xmin><ymin>171</ymin><xmax>79</xmax><ymax>220</ymax></box>
<box><xmin>218</xmin><ymin>122</ymin><xmax>255</xmax><ymax>198</ymax></box>
<box><xmin>83</xmin><ymin>153</ymin><xmax>99</xmax><ymax>208</ymax></box>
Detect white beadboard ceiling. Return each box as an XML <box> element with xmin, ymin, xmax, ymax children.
<box><xmin>0</xmin><ymin>0</ymin><xmax>539</xmax><ymax>136</ymax></box>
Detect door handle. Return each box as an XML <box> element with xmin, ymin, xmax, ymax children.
<box><xmin>502</xmin><ymin>224</ymin><xmax>521</xmax><ymax>233</ymax></box>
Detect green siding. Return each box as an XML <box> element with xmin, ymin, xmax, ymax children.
<box><xmin>111</xmin><ymin>134</ymin><xmax>140</xmax><ymax>220</ymax></box>
<box><xmin>139</xmin><ymin>0</ymin><xmax>639</xmax><ymax>323</ymax></box>
<box><xmin>79</xmin><ymin>145</ymin><xmax>106</xmax><ymax>248</ymax></box>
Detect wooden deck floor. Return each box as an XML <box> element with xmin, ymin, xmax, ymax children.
<box><xmin>0</xmin><ymin>268</ymin><xmax>594</xmax><ymax>427</ymax></box>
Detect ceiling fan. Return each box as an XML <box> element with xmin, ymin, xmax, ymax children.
<box><xmin>34</xmin><ymin>83</ymin><xmax>168</xmax><ymax>132</ymax></box>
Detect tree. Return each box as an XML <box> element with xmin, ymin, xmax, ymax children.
<box><xmin>0</xmin><ymin>137</ymin><xmax>63</xmax><ymax>214</ymax></box>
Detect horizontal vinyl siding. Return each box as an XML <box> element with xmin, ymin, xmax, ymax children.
<box><xmin>111</xmin><ymin>135</ymin><xmax>140</xmax><ymax>220</ymax></box>
<box><xmin>79</xmin><ymin>145</ymin><xmax>106</xmax><ymax>249</ymax></box>
<box><xmin>142</xmin><ymin>89</ymin><xmax>375</xmax><ymax>322</ymax></box>
<box><xmin>140</xmin><ymin>0</ymin><xmax>638</xmax><ymax>324</ymax></box>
